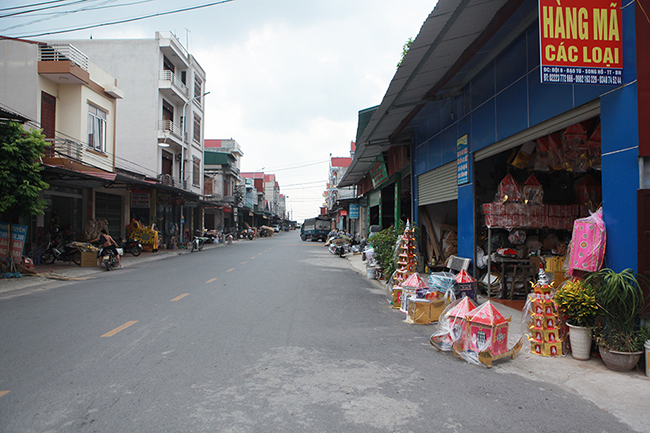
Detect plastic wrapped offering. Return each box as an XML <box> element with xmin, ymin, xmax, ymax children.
<box><xmin>430</xmin><ymin>297</ymin><xmax>478</xmax><ymax>351</ymax></box>
<box><xmin>565</xmin><ymin>208</ymin><xmax>605</xmax><ymax>277</ymax></box>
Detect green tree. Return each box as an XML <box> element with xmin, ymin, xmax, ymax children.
<box><xmin>396</xmin><ymin>37</ymin><xmax>414</xmax><ymax>69</ymax></box>
<box><xmin>0</xmin><ymin>121</ymin><xmax>49</xmax><ymax>223</ymax></box>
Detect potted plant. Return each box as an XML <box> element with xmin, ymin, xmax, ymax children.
<box><xmin>586</xmin><ymin>268</ymin><xmax>650</xmax><ymax>371</ymax></box>
<box><xmin>554</xmin><ymin>279</ymin><xmax>599</xmax><ymax>360</ymax></box>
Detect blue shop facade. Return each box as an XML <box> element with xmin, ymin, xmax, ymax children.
<box><xmin>342</xmin><ymin>0</ymin><xmax>649</xmax><ymax>302</ymax></box>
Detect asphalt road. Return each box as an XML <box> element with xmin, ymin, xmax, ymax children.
<box><xmin>0</xmin><ymin>232</ymin><xmax>632</xmax><ymax>432</ymax></box>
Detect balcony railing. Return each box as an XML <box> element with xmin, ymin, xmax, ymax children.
<box><xmin>44</xmin><ymin>137</ymin><xmax>113</xmax><ymax>172</ymax></box>
<box><xmin>159</xmin><ymin>70</ymin><xmax>189</xmax><ymax>97</ymax></box>
<box><xmin>45</xmin><ymin>138</ymin><xmax>83</xmax><ymax>161</ymax></box>
<box><xmin>38</xmin><ymin>44</ymin><xmax>89</xmax><ymax>71</ymax></box>
<box><xmin>158</xmin><ymin>120</ymin><xmax>185</xmax><ymax>141</ymax></box>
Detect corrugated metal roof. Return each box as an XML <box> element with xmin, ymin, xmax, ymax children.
<box><xmin>339</xmin><ymin>0</ymin><xmax>524</xmax><ymax>187</ymax></box>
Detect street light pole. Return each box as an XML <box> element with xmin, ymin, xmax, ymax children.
<box><xmin>180</xmin><ymin>91</ymin><xmax>210</xmax><ymax>245</ymax></box>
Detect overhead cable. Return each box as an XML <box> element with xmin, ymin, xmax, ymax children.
<box><xmin>15</xmin><ymin>0</ymin><xmax>236</xmax><ymax>37</ymax></box>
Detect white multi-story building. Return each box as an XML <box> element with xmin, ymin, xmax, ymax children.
<box><xmin>0</xmin><ymin>37</ymin><xmax>126</xmax><ymax>247</ymax></box>
<box><xmin>60</xmin><ymin>32</ymin><xmax>207</xmax><ymax>245</ymax></box>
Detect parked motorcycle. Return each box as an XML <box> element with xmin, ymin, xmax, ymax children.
<box><xmin>41</xmin><ymin>239</ymin><xmax>81</xmax><ymax>265</ymax></box>
<box><xmin>119</xmin><ymin>237</ymin><xmax>142</xmax><ymax>256</ymax></box>
<box><xmin>190</xmin><ymin>235</ymin><xmax>206</xmax><ymax>252</ymax></box>
<box><xmin>328</xmin><ymin>239</ymin><xmax>347</xmax><ymax>258</ymax></box>
<box><xmin>100</xmin><ymin>246</ymin><xmax>120</xmax><ymax>271</ymax></box>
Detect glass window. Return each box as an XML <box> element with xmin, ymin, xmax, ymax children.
<box><xmin>193</xmin><ymin>157</ymin><xmax>200</xmax><ymax>187</ymax></box>
<box><xmin>88</xmin><ymin>104</ymin><xmax>107</xmax><ymax>152</ymax></box>
<box><xmin>193</xmin><ymin>114</ymin><xmax>201</xmax><ymax>143</ymax></box>
<box><xmin>194</xmin><ymin>75</ymin><xmax>203</xmax><ymax>101</ymax></box>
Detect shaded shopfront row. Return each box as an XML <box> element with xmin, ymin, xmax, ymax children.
<box><xmin>339</xmin><ymin>0</ymin><xmax>650</xmax><ymax>312</ymax></box>
<box><xmin>33</xmin><ymin>165</ymin><xmax>204</xmax><ymax>252</ymax></box>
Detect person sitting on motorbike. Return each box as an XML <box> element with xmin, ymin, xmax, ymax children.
<box><xmin>91</xmin><ymin>229</ymin><xmax>123</xmax><ymax>268</ymax></box>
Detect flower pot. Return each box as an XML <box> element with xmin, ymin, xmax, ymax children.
<box><xmin>567</xmin><ymin>323</ymin><xmax>592</xmax><ymax>360</ymax></box>
<box><xmin>598</xmin><ymin>346</ymin><xmax>644</xmax><ymax>372</ymax></box>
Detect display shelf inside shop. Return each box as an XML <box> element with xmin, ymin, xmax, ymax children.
<box><xmin>480</xmin><ymin>204</ymin><xmax>581</xmax><ymax>300</ymax></box>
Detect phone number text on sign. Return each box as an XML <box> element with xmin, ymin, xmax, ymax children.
<box><xmin>539</xmin><ymin>0</ymin><xmax>623</xmax><ymax>85</ymax></box>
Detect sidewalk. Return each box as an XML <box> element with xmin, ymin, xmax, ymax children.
<box><xmin>0</xmin><ymin>243</ymin><xmax>223</xmax><ymax>298</ymax></box>
<box><xmin>345</xmin><ymin>252</ymin><xmax>649</xmax><ymax>433</ymax></box>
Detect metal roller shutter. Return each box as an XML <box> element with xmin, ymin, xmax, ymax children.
<box><xmin>368</xmin><ymin>190</ymin><xmax>380</xmax><ymax>207</ymax></box>
<box><xmin>417</xmin><ymin>161</ymin><xmax>458</xmax><ymax>206</ymax></box>
<box><xmin>475</xmin><ymin>100</ymin><xmax>600</xmax><ymax>161</ymax></box>
<box><xmin>95</xmin><ymin>192</ymin><xmax>122</xmax><ymax>236</ymax></box>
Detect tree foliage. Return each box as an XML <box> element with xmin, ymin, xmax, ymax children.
<box><xmin>0</xmin><ymin>121</ymin><xmax>49</xmax><ymax>222</ymax></box>
<box><xmin>396</xmin><ymin>37</ymin><xmax>414</xmax><ymax>69</ymax></box>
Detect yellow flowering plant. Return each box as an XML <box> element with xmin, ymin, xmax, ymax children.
<box><xmin>554</xmin><ymin>279</ymin><xmax>599</xmax><ymax>328</ymax></box>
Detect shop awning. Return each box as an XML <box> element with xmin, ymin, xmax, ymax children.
<box><xmin>43</xmin><ymin>164</ymin><xmax>117</xmax><ymax>188</ymax></box>
<box><xmin>339</xmin><ymin>0</ymin><xmax>527</xmax><ymax>187</ymax></box>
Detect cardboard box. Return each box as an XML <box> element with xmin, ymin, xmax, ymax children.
<box><xmin>429</xmin><ymin>299</ymin><xmax>446</xmax><ymax>322</ymax></box>
<box><xmin>407</xmin><ymin>298</ymin><xmax>432</xmax><ymax>324</ymax></box>
<box><xmin>80</xmin><ymin>251</ymin><xmax>97</xmax><ymax>267</ymax></box>
<box><xmin>391</xmin><ymin>288</ymin><xmax>402</xmax><ymax>309</ymax></box>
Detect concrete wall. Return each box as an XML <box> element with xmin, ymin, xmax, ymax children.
<box><xmin>0</xmin><ymin>40</ymin><xmax>40</xmax><ymax>120</ymax></box>
<box><xmin>68</xmin><ymin>38</ymin><xmax>162</xmax><ymax>178</ymax></box>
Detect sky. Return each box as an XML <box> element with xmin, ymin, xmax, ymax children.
<box><xmin>1</xmin><ymin>0</ymin><xmax>435</xmax><ymax>222</ymax></box>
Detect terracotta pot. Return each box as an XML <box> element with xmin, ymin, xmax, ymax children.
<box><xmin>598</xmin><ymin>346</ymin><xmax>643</xmax><ymax>371</ymax></box>
<box><xmin>567</xmin><ymin>323</ymin><xmax>592</xmax><ymax>360</ymax></box>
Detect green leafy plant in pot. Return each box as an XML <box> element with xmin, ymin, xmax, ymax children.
<box><xmin>369</xmin><ymin>221</ymin><xmax>405</xmax><ymax>284</ymax></box>
<box><xmin>555</xmin><ymin>279</ymin><xmax>599</xmax><ymax>360</ymax></box>
<box><xmin>586</xmin><ymin>268</ymin><xmax>650</xmax><ymax>371</ymax></box>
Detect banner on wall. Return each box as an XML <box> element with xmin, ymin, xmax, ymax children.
<box><xmin>457</xmin><ymin>134</ymin><xmax>469</xmax><ymax>185</ymax></box>
<box><xmin>539</xmin><ymin>0</ymin><xmax>623</xmax><ymax>85</ymax></box>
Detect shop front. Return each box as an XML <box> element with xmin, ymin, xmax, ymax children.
<box><xmin>343</xmin><ymin>0</ymin><xmax>644</xmax><ymax>300</ymax></box>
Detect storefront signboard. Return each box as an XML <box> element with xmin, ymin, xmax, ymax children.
<box><xmin>131</xmin><ymin>191</ymin><xmax>150</xmax><ymax>208</ymax></box>
<box><xmin>457</xmin><ymin>134</ymin><xmax>469</xmax><ymax>185</ymax></box>
<box><xmin>0</xmin><ymin>223</ymin><xmax>8</xmax><ymax>261</ymax></box>
<box><xmin>539</xmin><ymin>0</ymin><xmax>623</xmax><ymax>85</ymax></box>
<box><xmin>369</xmin><ymin>155</ymin><xmax>389</xmax><ymax>188</ymax></box>
<box><xmin>0</xmin><ymin>223</ymin><xmax>27</xmax><ymax>263</ymax></box>
<box><xmin>157</xmin><ymin>193</ymin><xmax>171</xmax><ymax>205</ymax></box>
<box><xmin>349</xmin><ymin>203</ymin><xmax>360</xmax><ymax>219</ymax></box>
<box><xmin>10</xmin><ymin>225</ymin><xmax>27</xmax><ymax>263</ymax></box>
<box><xmin>339</xmin><ymin>210</ymin><xmax>347</xmax><ymax>217</ymax></box>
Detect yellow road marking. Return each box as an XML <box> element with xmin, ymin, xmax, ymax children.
<box><xmin>240</xmin><ymin>261</ymin><xmax>247</xmax><ymax>264</ymax></box>
<box><xmin>226</xmin><ymin>268</ymin><xmax>235</xmax><ymax>272</ymax></box>
<box><xmin>206</xmin><ymin>278</ymin><xmax>218</xmax><ymax>283</ymax></box>
<box><xmin>171</xmin><ymin>293</ymin><xmax>189</xmax><ymax>301</ymax></box>
<box><xmin>0</xmin><ymin>391</ymin><xmax>9</xmax><ymax>398</ymax></box>
<box><xmin>101</xmin><ymin>321</ymin><xmax>138</xmax><ymax>337</ymax></box>
<box><xmin>251</xmin><ymin>257</ymin><xmax>256</xmax><ymax>259</ymax></box>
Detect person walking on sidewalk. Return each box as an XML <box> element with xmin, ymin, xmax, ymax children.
<box><xmin>91</xmin><ymin>229</ymin><xmax>123</xmax><ymax>268</ymax></box>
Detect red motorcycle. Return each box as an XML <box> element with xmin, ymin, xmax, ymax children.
<box><xmin>119</xmin><ymin>237</ymin><xmax>142</xmax><ymax>256</ymax></box>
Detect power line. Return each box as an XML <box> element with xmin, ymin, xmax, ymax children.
<box><xmin>15</xmin><ymin>0</ymin><xmax>237</xmax><ymax>38</ymax></box>
<box><xmin>1</xmin><ymin>0</ymin><xmax>159</xmax><ymax>34</ymax></box>
<box><xmin>0</xmin><ymin>0</ymin><xmax>73</xmax><ymax>13</ymax></box>
<box><xmin>280</xmin><ymin>180</ymin><xmax>327</xmax><ymax>188</ymax></box>
<box><xmin>1</xmin><ymin>0</ymin><xmax>96</xmax><ymax>19</ymax></box>
<box><xmin>270</xmin><ymin>159</ymin><xmax>328</xmax><ymax>172</ymax></box>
